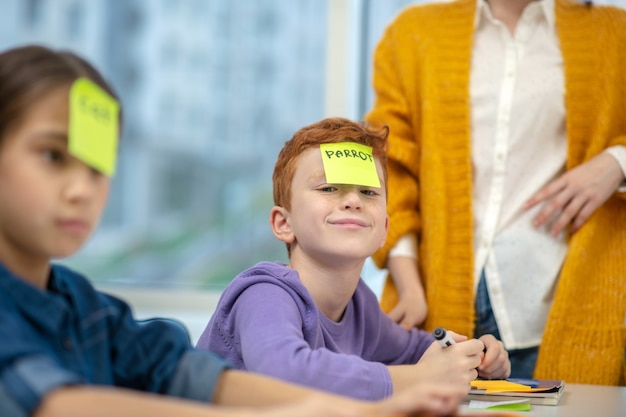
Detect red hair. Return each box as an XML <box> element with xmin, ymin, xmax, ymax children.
<box><xmin>272</xmin><ymin>117</ymin><xmax>389</xmax><ymax>211</ymax></box>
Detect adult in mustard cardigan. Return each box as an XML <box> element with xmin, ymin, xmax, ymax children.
<box><xmin>366</xmin><ymin>0</ymin><xmax>626</xmax><ymax>385</ymax></box>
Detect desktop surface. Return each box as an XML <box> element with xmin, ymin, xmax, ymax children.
<box><xmin>458</xmin><ymin>383</ymin><xmax>626</xmax><ymax>416</ymax></box>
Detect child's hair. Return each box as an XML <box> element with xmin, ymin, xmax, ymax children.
<box><xmin>0</xmin><ymin>45</ymin><xmax>121</xmax><ymax>143</ymax></box>
<box><xmin>272</xmin><ymin>117</ymin><xmax>389</xmax><ymax>211</ymax></box>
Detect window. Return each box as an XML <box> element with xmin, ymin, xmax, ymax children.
<box><xmin>25</xmin><ymin>0</ymin><xmax>44</xmax><ymax>28</ymax></box>
<box><xmin>0</xmin><ymin>0</ymin><xmax>328</xmax><ymax>291</ymax></box>
<box><xmin>66</xmin><ymin>1</ymin><xmax>84</xmax><ymax>39</ymax></box>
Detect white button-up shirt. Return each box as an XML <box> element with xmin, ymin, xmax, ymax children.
<box><xmin>471</xmin><ymin>0</ymin><xmax>566</xmax><ymax>349</ymax></box>
<box><xmin>389</xmin><ymin>0</ymin><xmax>626</xmax><ymax>349</ymax></box>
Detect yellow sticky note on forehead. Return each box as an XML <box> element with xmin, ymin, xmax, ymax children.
<box><xmin>320</xmin><ymin>142</ymin><xmax>380</xmax><ymax>187</ymax></box>
<box><xmin>69</xmin><ymin>77</ymin><xmax>119</xmax><ymax>176</ymax></box>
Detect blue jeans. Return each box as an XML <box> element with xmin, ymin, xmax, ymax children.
<box><xmin>474</xmin><ymin>272</ymin><xmax>539</xmax><ymax>379</ymax></box>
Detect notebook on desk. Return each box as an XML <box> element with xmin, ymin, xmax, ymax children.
<box><xmin>466</xmin><ymin>378</ymin><xmax>565</xmax><ymax>406</ymax></box>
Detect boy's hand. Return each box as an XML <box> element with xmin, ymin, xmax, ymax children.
<box><xmin>476</xmin><ymin>334</ymin><xmax>511</xmax><ymax>379</ymax></box>
<box><xmin>268</xmin><ymin>382</ymin><xmax>465</xmax><ymax>417</ymax></box>
<box><xmin>415</xmin><ymin>332</ymin><xmax>482</xmax><ymax>388</ymax></box>
<box><xmin>373</xmin><ymin>382</ymin><xmax>466</xmax><ymax>417</ymax></box>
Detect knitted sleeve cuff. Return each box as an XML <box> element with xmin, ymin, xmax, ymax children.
<box><xmin>605</xmin><ymin>145</ymin><xmax>626</xmax><ymax>193</ymax></box>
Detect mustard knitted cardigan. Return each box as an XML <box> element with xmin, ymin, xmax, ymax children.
<box><xmin>366</xmin><ymin>0</ymin><xmax>626</xmax><ymax>385</ymax></box>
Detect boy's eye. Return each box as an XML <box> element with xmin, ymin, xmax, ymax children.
<box><xmin>320</xmin><ymin>186</ymin><xmax>337</xmax><ymax>193</ymax></box>
<box><xmin>90</xmin><ymin>166</ymin><xmax>103</xmax><ymax>176</ymax></box>
<box><xmin>360</xmin><ymin>189</ymin><xmax>376</xmax><ymax>196</ymax></box>
<box><xmin>43</xmin><ymin>149</ymin><xmax>66</xmax><ymax>163</ymax></box>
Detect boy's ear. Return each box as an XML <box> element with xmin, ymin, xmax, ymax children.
<box><xmin>270</xmin><ymin>206</ymin><xmax>295</xmax><ymax>244</ymax></box>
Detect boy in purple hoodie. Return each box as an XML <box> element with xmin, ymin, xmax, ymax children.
<box><xmin>197</xmin><ymin>117</ymin><xmax>510</xmax><ymax>400</ymax></box>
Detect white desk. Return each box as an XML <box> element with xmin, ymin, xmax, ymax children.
<box><xmin>458</xmin><ymin>384</ymin><xmax>626</xmax><ymax>416</ymax></box>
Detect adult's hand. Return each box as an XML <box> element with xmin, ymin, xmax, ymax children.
<box><xmin>524</xmin><ymin>152</ymin><xmax>625</xmax><ymax>236</ymax></box>
<box><xmin>387</xmin><ymin>256</ymin><xmax>428</xmax><ymax>330</ymax></box>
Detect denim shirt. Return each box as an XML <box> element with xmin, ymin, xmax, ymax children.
<box><xmin>0</xmin><ymin>262</ymin><xmax>231</xmax><ymax>416</ymax></box>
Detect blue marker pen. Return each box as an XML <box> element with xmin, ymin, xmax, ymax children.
<box><xmin>432</xmin><ymin>327</ymin><xmax>456</xmax><ymax>348</ymax></box>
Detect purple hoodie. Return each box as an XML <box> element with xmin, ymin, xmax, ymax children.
<box><xmin>196</xmin><ymin>261</ymin><xmax>434</xmax><ymax>400</ymax></box>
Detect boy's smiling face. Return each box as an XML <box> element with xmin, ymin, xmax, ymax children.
<box><xmin>273</xmin><ymin>146</ymin><xmax>388</xmax><ymax>265</ymax></box>
<box><xmin>0</xmin><ymin>85</ymin><xmax>110</xmax><ymax>271</ymax></box>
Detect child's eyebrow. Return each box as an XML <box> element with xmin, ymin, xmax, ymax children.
<box><xmin>308</xmin><ymin>170</ymin><xmax>326</xmax><ymax>183</ymax></box>
<box><xmin>30</xmin><ymin>131</ymin><xmax>68</xmax><ymax>144</ymax></box>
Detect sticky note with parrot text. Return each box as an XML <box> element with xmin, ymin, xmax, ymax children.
<box><xmin>320</xmin><ymin>142</ymin><xmax>380</xmax><ymax>187</ymax></box>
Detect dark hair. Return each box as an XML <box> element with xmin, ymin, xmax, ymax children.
<box><xmin>0</xmin><ymin>45</ymin><xmax>121</xmax><ymax>142</ymax></box>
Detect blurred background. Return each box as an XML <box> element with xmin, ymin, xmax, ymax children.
<box><xmin>2</xmin><ymin>0</ymin><xmax>624</xmax><ymax>341</ymax></box>
<box><xmin>0</xmin><ymin>0</ymin><xmax>420</xmax><ymax>289</ymax></box>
